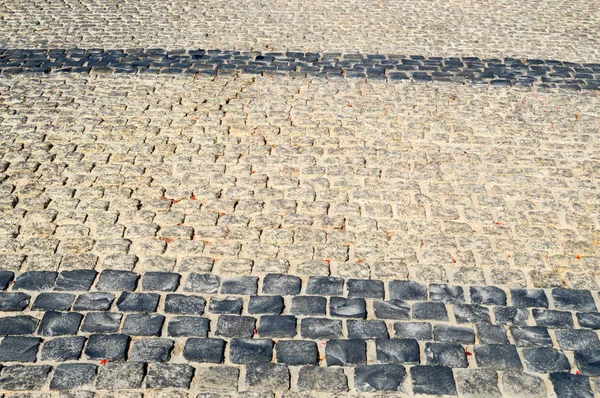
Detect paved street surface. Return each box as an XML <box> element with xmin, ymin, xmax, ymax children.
<box><xmin>1</xmin><ymin>1</ymin><xmax>600</xmax><ymax>397</ymax></box>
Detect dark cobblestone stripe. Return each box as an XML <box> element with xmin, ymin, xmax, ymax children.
<box><xmin>1</xmin><ymin>48</ymin><xmax>600</xmax><ymax>90</ymax></box>
<box><xmin>1</xmin><ymin>270</ymin><xmax>599</xmax><ymax>395</ymax></box>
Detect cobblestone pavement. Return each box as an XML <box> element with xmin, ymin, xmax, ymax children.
<box><xmin>3</xmin><ymin>0</ymin><xmax>600</xmax><ymax>396</ymax></box>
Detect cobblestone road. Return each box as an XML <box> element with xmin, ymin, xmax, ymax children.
<box><xmin>2</xmin><ymin>0</ymin><xmax>600</xmax><ymax>397</ymax></box>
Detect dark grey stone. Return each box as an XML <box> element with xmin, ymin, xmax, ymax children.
<box><xmin>209</xmin><ymin>296</ymin><xmax>243</xmax><ymax>314</ymax></box>
<box><xmin>523</xmin><ymin>347</ymin><xmax>570</xmax><ymax>373</ymax></box>
<box><xmin>470</xmin><ymin>285</ymin><xmax>507</xmax><ymax>305</ymax></box>
<box><xmin>146</xmin><ymin>363</ymin><xmax>194</xmax><ymax>389</ymax></box>
<box><xmin>297</xmin><ymin>366</ymin><xmax>348</xmax><ymax>392</ymax></box>
<box><xmin>72</xmin><ymin>292</ymin><xmax>114</xmax><ymax>311</ymax></box>
<box><xmin>122</xmin><ymin>314</ymin><xmax>164</xmax><ymax>336</ymax></box>
<box><xmin>574</xmin><ymin>350</ymin><xmax>600</xmax><ymax>376</ymax></box>
<box><xmin>12</xmin><ymin>271</ymin><xmax>57</xmax><ymax>291</ymax></box>
<box><xmin>347</xmin><ymin>279</ymin><xmax>384</xmax><ymax>298</ymax></box>
<box><xmin>510</xmin><ymin>326</ymin><xmax>552</xmax><ymax>347</ymax></box>
<box><xmin>494</xmin><ymin>306</ymin><xmax>529</xmax><ymax>325</ymax></box>
<box><xmin>429</xmin><ymin>283</ymin><xmax>464</xmax><ymax>303</ymax></box>
<box><xmin>453</xmin><ymin>304</ymin><xmax>490</xmax><ymax>323</ymax></box>
<box><xmin>389</xmin><ymin>280</ymin><xmax>427</xmax><ymax>301</ymax></box>
<box><xmin>355</xmin><ymin>364</ymin><xmax>406</xmax><ymax>392</ymax></box>
<box><xmin>306</xmin><ymin>276</ymin><xmax>344</xmax><ymax>295</ymax></box>
<box><xmin>245</xmin><ymin>363</ymin><xmax>290</xmax><ymax>390</ymax></box>
<box><xmin>329</xmin><ymin>297</ymin><xmax>366</xmax><ymax>318</ymax></box>
<box><xmin>425</xmin><ymin>342</ymin><xmax>467</xmax><ymax>368</ymax></box>
<box><xmin>115</xmin><ymin>292</ymin><xmax>159</xmax><ymax>312</ymax></box>
<box><xmin>216</xmin><ymin>315</ymin><xmax>256</xmax><ymax>338</ymax></box>
<box><xmin>433</xmin><ymin>324</ymin><xmax>475</xmax><ymax>344</ymax></box>
<box><xmin>300</xmin><ymin>317</ymin><xmax>342</xmax><ymax>339</ymax></box>
<box><xmin>167</xmin><ymin>316</ymin><xmax>210</xmax><ymax>337</ymax></box>
<box><xmin>552</xmin><ymin>289</ymin><xmax>596</xmax><ymax>311</ymax></box>
<box><xmin>0</xmin><ymin>336</ymin><xmax>40</xmax><ymax>362</ymax></box>
<box><xmin>412</xmin><ymin>301</ymin><xmax>448</xmax><ymax>320</ymax></box>
<box><xmin>549</xmin><ymin>372</ymin><xmax>593</xmax><ymax>398</ymax></box>
<box><xmin>184</xmin><ymin>273</ymin><xmax>220</xmax><ymax>293</ymax></box>
<box><xmin>0</xmin><ymin>270</ymin><xmax>14</xmax><ymax>290</ymax></box>
<box><xmin>0</xmin><ymin>365</ymin><xmax>51</xmax><ymax>390</ymax></box>
<box><xmin>533</xmin><ymin>309</ymin><xmax>574</xmax><ymax>328</ymax></box>
<box><xmin>257</xmin><ymin>315</ymin><xmax>296</xmax><ymax>337</ymax></box>
<box><xmin>394</xmin><ymin>321</ymin><xmax>432</xmax><ymax>340</ymax></box>
<box><xmin>556</xmin><ymin>329</ymin><xmax>600</xmax><ymax>350</ymax></box>
<box><xmin>183</xmin><ymin>338</ymin><xmax>225</xmax><ymax>363</ymax></box>
<box><xmin>290</xmin><ymin>296</ymin><xmax>326</xmax><ymax>315</ymax></box>
<box><xmin>474</xmin><ymin>344</ymin><xmax>522</xmax><ymax>370</ymax></box>
<box><xmin>0</xmin><ymin>292</ymin><xmax>30</xmax><ymax>311</ymax></box>
<box><xmin>96</xmin><ymin>362</ymin><xmax>145</xmax><ymax>390</ymax></box>
<box><xmin>276</xmin><ymin>340</ymin><xmax>318</xmax><ymax>365</ymax></box>
<box><xmin>55</xmin><ymin>270</ymin><xmax>97</xmax><ymax>291</ymax></box>
<box><xmin>410</xmin><ymin>365</ymin><xmax>457</xmax><ymax>395</ymax></box>
<box><xmin>84</xmin><ymin>334</ymin><xmax>130</xmax><ymax>361</ymax></box>
<box><xmin>50</xmin><ymin>363</ymin><xmax>97</xmax><ymax>389</ymax></box>
<box><xmin>141</xmin><ymin>272</ymin><xmax>180</xmax><ymax>291</ymax></box>
<box><xmin>477</xmin><ymin>323</ymin><xmax>509</xmax><ymax>344</ymax></box>
<box><xmin>40</xmin><ymin>336</ymin><xmax>85</xmax><ymax>361</ymax></box>
<box><xmin>220</xmin><ymin>276</ymin><xmax>258</xmax><ymax>295</ymax></box>
<box><xmin>229</xmin><ymin>338</ymin><xmax>273</xmax><ymax>364</ymax></box>
<box><xmin>81</xmin><ymin>312</ymin><xmax>122</xmax><ymax>333</ymax></box>
<box><xmin>0</xmin><ymin>315</ymin><xmax>39</xmax><ymax>335</ymax></box>
<box><xmin>347</xmin><ymin>319</ymin><xmax>389</xmax><ymax>339</ymax></box>
<box><xmin>164</xmin><ymin>294</ymin><xmax>205</xmax><ymax>314</ymax></box>
<box><xmin>326</xmin><ymin>339</ymin><xmax>366</xmax><ymax>365</ymax></box>
<box><xmin>510</xmin><ymin>289</ymin><xmax>548</xmax><ymax>308</ymax></box>
<box><xmin>376</xmin><ymin>338</ymin><xmax>419</xmax><ymax>364</ymax></box>
<box><xmin>95</xmin><ymin>270</ymin><xmax>138</xmax><ymax>291</ymax></box>
<box><xmin>262</xmin><ymin>274</ymin><xmax>301</xmax><ymax>295</ymax></box>
<box><xmin>32</xmin><ymin>293</ymin><xmax>74</xmax><ymax>311</ymax></box>
<box><xmin>248</xmin><ymin>295</ymin><xmax>284</xmax><ymax>314</ymax></box>
<box><xmin>38</xmin><ymin>311</ymin><xmax>83</xmax><ymax>336</ymax></box>
<box><xmin>373</xmin><ymin>299</ymin><xmax>410</xmax><ymax>319</ymax></box>
<box><xmin>577</xmin><ymin>312</ymin><xmax>600</xmax><ymax>329</ymax></box>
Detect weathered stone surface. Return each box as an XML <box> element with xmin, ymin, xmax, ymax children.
<box><xmin>96</xmin><ymin>363</ymin><xmax>145</xmax><ymax>390</ymax></box>
<box><xmin>297</xmin><ymin>367</ymin><xmax>348</xmax><ymax>392</ymax></box>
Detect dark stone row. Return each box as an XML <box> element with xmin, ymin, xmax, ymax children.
<box><xmin>0</xmin><ymin>48</ymin><xmax>599</xmax><ymax>89</ymax></box>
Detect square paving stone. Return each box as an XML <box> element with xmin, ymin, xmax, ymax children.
<box><xmin>477</xmin><ymin>323</ymin><xmax>508</xmax><ymax>344</ymax></box>
<box><xmin>300</xmin><ymin>317</ymin><xmax>342</xmax><ymax>339</ymax></box>
<box><xmin>81</xmin><ymin>312</ymin><xmax>122</xmax><ymax>333</ymax></box>
<box><xmin>229</xmin><ymin>338</ymin><xmax>273</xmax><ymax>364</ymax></box>
<box><xmin>195</xmin><ymin>366</ymin><xmax>239</xmax><ymax>393</ymax></box>
<box><xmin>501</xmin><ymin>370</ymin><xmax>547</xmax><ymax>397</ymax></box>
<box><xmin>146</xmin><ymin>363</ymin><xmax>194</xmax><ymax>389</ymax></box>
<box><xmin>453</xmin><ymin>304</ymin><xmax>490</xmax><ymax>323</ymax></box>
<box><xmin>373</xmin><ymin>300</ymin><xmax>410</xmax><ymax>319</ymax></box>
<box><xmin>32</xmin><ymin>293</ymin><xmax>74</xmax><ymax>311</ymax></box>
<box><xmin>574</xmin><ymin>350</ymin><xmax>600</xmax><ymax>376</ymax></box>
<box><xmin>216</xmin><ymin>315</ymin><xmax>256</xmax><ymax>338</ymax></box>
<box><xmin>40</xmin><ymin>336</ymin><xmax>85</xmax><ymax>361</ymax></box>
<box><xmin>72</xmin><ymin>292</ymin><xmax>114</xmax><ymax>311</ymax></box>
<box><xmin>412</xmin><ymin>302</ymin><xmax>448</xmax><ymax>321</ymax></box>
<box><xmin>555</xmin><ymin>329</ymin><xmax>600</xmax><ymax>350</ymax></box>
<box><xmin>0</xmin><ymin>365</ymin><xmax>51</xmax><ymax>390</ymax></box>
<box><xmin>50</xmin><ymin>363</ymin><xmax>97</xmax><ymax>390</ymax></box>
<box><xmin>0</xmin><ymin>336</ymin><xmax>40</xmax><ymax>362</ymax></box>
<box><xmin>376</xmin><ymin>338</ymin><xmax>420</xmax><ymax>364</ymax></box>
<box><xmin>13</xmin><ymin>271</ymin><xmax>57</xmax><ymax>291</ymax></box>
<box><xmin>347</xmin><ymin>279</ymin><xmax>384</xmax><ymax>299</ymax></box>
<box><xmin>455</xmin><ymin>369</ymin><xmax>501</xmax><ymax>398</ymax></box>
<box><xmin>85</xmin><ymin>334</ymin><xmax>130</xmax><ymax>361</ymax></box>
<box><xmin>55</xmin><ymin>270</ymin><xmax>97</xmax><ymax>291</ymax></box>
<box><xmin>122</xmin><ymin>314</ymin><xmax>164</xmax><ymax>336</ymax></box>
<box><xmin>549</xmin><ymin>372</ymin><xmax>593</xmax><ymax>398</ymax></box>
<box><xmin>433</xmin><ymin>324</ymin><xmax>475</xmax><ymax>344</ymax></box>
<box><xmin>164</xmin><ymin>294</ymin><xmax>205</xmax><ymax>315</ymax></box>
<box><xmin>306</xmin><ymin>276</ymin><xmax>344</xmax><ymax>295</ymax></box>
<box><xmin>389</xmin><ymin>280</ymin><xmax>427</xmax><ymax>301</ymax></box>
<box><xmin>326</xmin><ymin>339</ymin><xmax>366</xmax><ymax>366</ymax></box>
<box><xmin>0</xmin><ymin>315</ymin><xmax>39</xmax><ymax>335</ymax></box>
<box><xmin>523</xmin><ymin>347</ymin><xmax>570</xmax><ymax>373</ymax></box>
<box><xmin>330</xmin><ymin>297</ymin><xmax>367</xmax><ymax>318</ymax></box>
<box><xmin>184</xmin><ymin>273</ymin><xmax>221</xmax><ymax>293</ymax></box>
<box><xmin>209</xmin><ymin>297</ymin><xmax>243</xmax><ymax>314</ymax></box>
<box><xmin>258</xmin><ymin>315</ymin><xmax>297</xmax><ymax>338</ymax></box>
<box><xmin>297</xmin><ymin>366</ymin><xmax>348</xmax><ymax>392</ymax></box>
<box><xmin>167</xmin><ymin>316</ymin><xmax>209</xmax><ymax>337</ymax></box>
<box><xmin>130</xmin><ymin>338</ymin><xmax>174</xmax><ymax>362</ymax></box>
<box><xmin>245</xmin><ymin>363</ymin><xmax>290</xmax><ymax>391</ymax></box>
<box><xmin>291</xmin><ymin>296</ymin><xmax>326</xmax><ymax>315</ymax></box>
<box><xmin>355</xmin><ymin>364</ymin><xmax>406</xmax><ymax>392</ymax></box>
<box><xmin>0</xmin><ymin>292</ymin><xmax>30</xmax><ymax>311</ymax></box>
<box><xmin>347</xmin><ymin>319</ymin><xmax>389</xmax><ymax>339</ymax></box>
<box><xmin>116</xmin><ymin>292</ymin><xmax>159</xmax><ymax>312</ymax></box>
<box><xmin>276</xmin><ymin>340</ymin><xmax>318</xmax><ymax>365</ymax></box>
<box><xmin>577</xmin><ymin>312</ymin><xmax>600</xmax><ymax>329</ymax></box>
<box><xmin>38</xmin><ymin>311</ymin><xmax>83</xmax><ymax>336</ymax></box>
<box><xmin>552</xmin><ymin>289</ymin><xmax>597</xmax><ymax>311</ymax></box>
<box><xmin>262</xmin><ymin>274</ymin><xmax>301</xmax><ymax>295</ymax></box>
<box><xmin>183</xmin><ymin>338</ymin><xmax>225</xmax><ymax>363</ymax></box>
<box><xmin>493</xmin><ymin>306</ymin><xmax>529</xmax><ymax>325</ymax></box>
<box><xmin>510</xmin><ymin>289</ymin><xmax>548</xmax><ymax>308</ymax></box>
<box><xmin>96</xmin><ymin>362</ymin><xmax>145</xmax><ymax>390</ymax></box>
<box><xmin>220</xmin><ymin>276</ymin><xmax>258</xmax><ymax>295</ymax></box>
<box><xmin>532</xmin><ymin>309</ymin><xmax>574</xmax><ymax>328</ymax></box>
<box><xmin>394</xmin><ymin>322</ymin><xmax>432</xmax><ymax>340</ymax></box>
<box><xmin>410</xmin><ymin>365</ymin><xmax>457</xmax><ymax>395</ymax></box>
<box><xmin>95</xmin><ymin>270</ymin><xmax>139</xmax><ymax>291</ymax></box>
<box><xmin>429</xmin><ymin>284</ymin><xmax>464</xmax><ymax>304</ymax></box>
<box><xmin>425</xmin><ymin>342</ymin><xmax>468</xmax><ymax>368</ymax></box>
<box><xmin>0</xmin><ymin>270</ymin><xmax>14</xmax><ymax>290</ymax></box>
<box><xmin>470</xmin><ymin>286</ymin><xmax>507</xmax><ymax>305</ymax></box>
<box><xmin>141</xmin><ymin>272</ymin><xmax>180</xmax><ymax>291</ymax></box>
<box><xmin>248</xmin><ymin>295</ymin><xmax>284</xmax><ymax>314</ymax></box>
<box><xmin>474</xmin><ymin>344</ymin><xmax>522</xmax><ymax>370</ymax></box>
<box><xmin>510</xmin><ymin>326</ymin><xmax>552</xmax><ymax>347</ymax></box>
